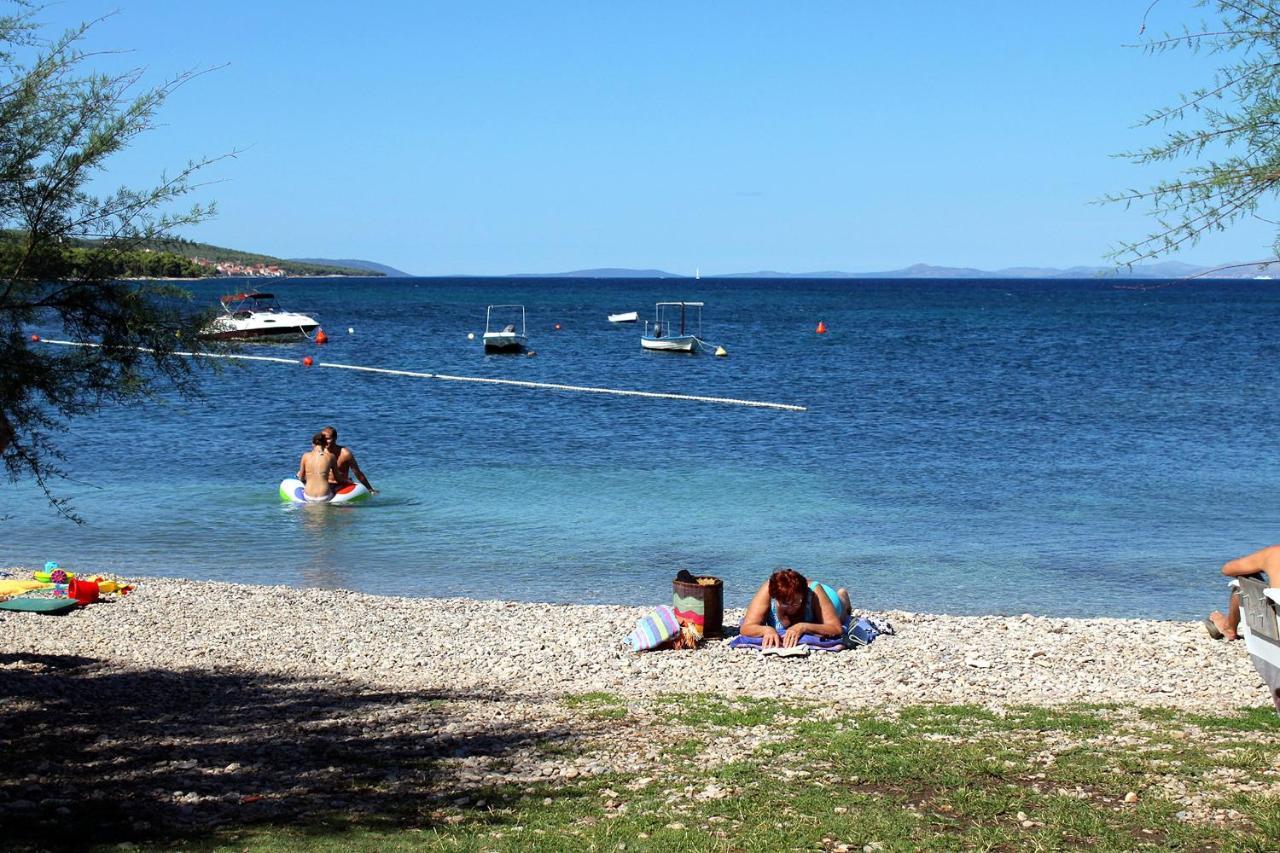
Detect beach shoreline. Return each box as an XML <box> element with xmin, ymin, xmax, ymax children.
<box><xmin>0</xmin><ymin>571</ymin><xmax>1266</xmax><ymax>711</ymax></box>
<box><xmin>3</xmin><ymin>570</ymin><xmax>1277</xmax><ymax>848</ymax></box>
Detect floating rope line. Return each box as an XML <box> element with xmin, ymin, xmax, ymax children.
<box><xmin>35</xmin><ymin>339</ymin><xmax>806</xmax><ymax>412</ymax></box>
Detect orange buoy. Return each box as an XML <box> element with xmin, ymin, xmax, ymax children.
<box><xmin>816</xmin><ymin>321</ymin><xmax>827</xmax><ymax>335</ymax></box>
<box><xmin>29</xmin><ymin>334</ymin><xmax>40</xmax><ymax>342</ymax></box>
<box><xmin>302</xmin><ymin>356</ymin><xmax>314</xmax><ymax>366</ymax></box>
<box><xmin>314</xmin><ymin>328</ymin><xmax>328</xmax><ymax>344</ymax></box>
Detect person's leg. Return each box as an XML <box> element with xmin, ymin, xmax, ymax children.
<box><xmin>1209</xmin><ymin>590</ymin><xmax>1241</xmax><ymax>640</ymax></box>
<box><xmin>1227</xmin><ymin>589</ymin><xmax>1243</xmax><ymax>636</ymax></box>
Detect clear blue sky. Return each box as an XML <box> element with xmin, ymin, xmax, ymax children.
<box><xmin>34</xmin><ymin>0</ymin><xmax>1274</xmax><ymax>275</ymax></box>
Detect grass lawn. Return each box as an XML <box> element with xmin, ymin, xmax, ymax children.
<box><xmin>172</xmin><ymin>696</ymin><xmax>1280</xmax><ymax>852</ymax></box>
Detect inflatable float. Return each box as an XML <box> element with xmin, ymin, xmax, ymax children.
<box><xmin>279</xmin><ymin>478</ymin><xmax>371</xmax><ymax>505</ymax></box>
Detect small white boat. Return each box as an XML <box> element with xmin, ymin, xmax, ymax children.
<box><xmin>608</xmin><ymin>311</ymin><xmax>639</xmax><ymax>324</ymax></box>
<box><xmin>482</xmin><ymin>304</ymin><xmax>528</xmax><ymax>353</ymax></box>
<box><xmin>200</xmin><ymin>292</ymin><xmax>318</xmax><ymax>341</ymax></box>
<box><xmin>641</xmin><ymin>301</ymin><xmax>706</xmax><ymax>353</ymax></box>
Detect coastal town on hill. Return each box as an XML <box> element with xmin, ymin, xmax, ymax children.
<box><xmin>189</xmin><ymin>255</ymin><xmax>286</xmax><ymax>277</ymax></box>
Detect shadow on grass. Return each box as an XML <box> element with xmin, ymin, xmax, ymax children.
<box><xmin>0</xmin><ymin>652</ymin><xmax>583</xmax><ymax>849</ymax></box>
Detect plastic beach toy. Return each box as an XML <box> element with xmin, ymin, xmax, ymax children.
<box><xmin>278</xmin><ymin>478</ymin><xmax>371</xmax><ymax>505</ymax></box>
<box><xmin>68</xmin><ymin>578</ymin><xmax>99</xmax><ymax>604</ymax></box>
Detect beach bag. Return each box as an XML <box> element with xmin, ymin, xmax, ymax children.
<box><xmin>845</xmin><ymin>616</ymin><xmax>895</xmax><ymax>647</ymax></box>
<box><xmin>672</xmin><ymin>571</ymin><xmax>724</xmax><ymax>639</ymax></box>
<box><xmin>624</xmin><ymin>605</ymin><xmax>681</xmax><ymax>652</ymax></box>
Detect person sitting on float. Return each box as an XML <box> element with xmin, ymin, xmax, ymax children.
<box><xmin>739</xmin><ymin>568</ymin><xmax>851</xmax><ymax>649</ymax></box>
<box><xmin>297</xmin><ymin>431</ymin><xmax>337</xmax><ymax>503</ymax></box>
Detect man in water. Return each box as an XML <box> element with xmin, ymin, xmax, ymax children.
<box><xmin>321</xmin><ymin>425</ymin><xmax>377</xmax><ymax>494</ymax></box>
<box><xmin>1206</xmin><ymin>544</ymin><xmax>1279</xmax><ymax>640</ymax></box>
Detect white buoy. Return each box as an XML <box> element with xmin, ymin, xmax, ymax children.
<box><xmin>347</xmin><ymin>327</ymin><xmax>354</xmax><ymax>334</ymax></box>
<box><xmin>715</xmin><ymin>346</ymin><xmax>728</xmax><ymax>357</ymax></box>
<box><xmin>467</xmin><ymin>332</ymin><xmax>475</xmax><ymax>340</ymax></box>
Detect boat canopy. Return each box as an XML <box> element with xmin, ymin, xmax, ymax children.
<box><xmin>220</xmin><ymin>292</ymin><xmax>275</xmax><ymax>303</ymax></box>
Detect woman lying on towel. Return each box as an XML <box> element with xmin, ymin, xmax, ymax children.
<box><xmin>740</xmin><ymin>568</ymin><xmax>852</xmax><ymax>648</ymax></box>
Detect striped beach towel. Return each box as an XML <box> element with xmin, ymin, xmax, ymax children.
<box><xmin>624</xmin><ymin>605</ymin><xmax>681</xmax><ymax>652</ymax></box>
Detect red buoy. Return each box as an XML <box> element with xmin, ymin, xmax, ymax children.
<box><xmin>302</xmin><ymin>356</ymin><xmax>314</xmax><ymax>366</ymax></box>
<box><xmin>815</xmin><ymin>321</ymin><xmax>827</xmax><ymax>335</ymax></box>
<box><xmin>29</xmin><ymin>334</ymin><xmax>40</xmax><ymax>342</ymax></box>
<box><xmin>314</xmin><ymin>328</ymin><xmax>328</xmax><ymax>344</ymax></box>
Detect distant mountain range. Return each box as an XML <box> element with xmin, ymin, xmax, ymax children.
<box><xmin>512</xmin><ymin>261</ymin><xmax>1279</xmax><ymax>279</ymax></box>
<box><xmin>511</xmin><ymin>267</ymin><xmax>681</xmax><ymax>278</ymax></box>
<box><xmin>290</xmin><ymin>258</ymin><xmax>413</xmax><ymax>277</ymax></box>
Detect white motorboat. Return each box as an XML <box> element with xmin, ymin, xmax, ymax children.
<box><xmin>200</xmin><ymin>292</ymin><xmax>319</xmax><ymax>341</ymax></box>
<box><xmin>482</xmin><ymin>304</ymin><xmax>528</xmax><ymax>353</ymax></box>
<box><xmin>607</xmin><ymin>311</ymin><xmax>638</xmax><ymax>323</ymax></box>
<box><xmin>1234</xmin><ymin>576</ymin><xmax>1280</xmax><ymax>712</ymax></box>
<box><xmin>641</xmin><ymin>301</ymin><xmax>706</xmax><ymax>353</ymax></box>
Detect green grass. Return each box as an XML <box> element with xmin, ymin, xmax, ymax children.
<box><xmin>78</xmin><ymin>698</ymin><xmax>1280</xmax><ymax>852</ymax></box>
<box><xmin>670</xmin><ymin>694</ymin><xmax>808</xmax><ymax>728</ymax></box>
<box><xmin>561</xmin><ymin>691</ymin><xmax>628</xmax><ymax>720</ymax></box>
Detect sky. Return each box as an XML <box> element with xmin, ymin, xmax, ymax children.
<box><xmin>27</xmin><ymin>0</ymin><xmax>1278</xmax><ymax>275</ymax></box>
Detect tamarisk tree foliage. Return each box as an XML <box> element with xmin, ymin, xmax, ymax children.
<box><xmin>0</xmin><ymin>7</ymin><xmax>223</xmax><ymax>518</ymax></box>
<box><xmin>1109</xmin><ymin>0</ymin><xmax>1280</xmax><ymax>268</ymax></box>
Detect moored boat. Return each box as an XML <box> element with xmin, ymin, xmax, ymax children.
<box><xmin>608</xmin><ymin>311</ymin><xmax>639</xmax><ymax>323</ymax></box>
<box><xmin>200</xmin><ymin>292</ymin><xmax>318</xmax><ymax>341</ymax></box>
<box><xmin>641</xmin><ymin>301</ymin><xmax>706</xmax><ymax>353</ymax></box>
<box><xmin>482</xmin><ymin>304</ymin><xmax>528</xmax><ymax>353</ymax></box>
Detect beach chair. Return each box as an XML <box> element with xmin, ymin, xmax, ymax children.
<box><xmin>1234</xmin><ymin>576</ymin><xmax>1280</xmax><ymax>713</ymax></box>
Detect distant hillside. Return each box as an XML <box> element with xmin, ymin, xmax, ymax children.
<box><xmin>513</xmin><ymin>268</ymin><xmax>681</xmax><ymax>278</ymax></box>
<box><xmin>141</xmin><ymin>239</ymin><xmax>378</xmax><ymax>277</ymax></box>
<box><xmin>593</xmin><ymin>261</ymin><xmax>1277</xmax><ymax>280</ymax></box>
<box><xmin>290</xmin><ymin>258</ymin><xmax>412</xmax><ymax>277</ymax></box>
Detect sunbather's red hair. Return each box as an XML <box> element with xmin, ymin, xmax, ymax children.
<box><xmin>769</xmin><ymin>568</ymin><xmax>807</xmax><ymax>604</ymax></box>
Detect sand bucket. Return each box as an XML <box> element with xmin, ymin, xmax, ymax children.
<box><xmin>672</xmin><ymin>574</ymin><xmax>724</xmax><ymax>639</ymax></box>
<box><xmin>67</xmin><ymin>578</ymin><xmax>99</xmax><ymax>604</ymax></box>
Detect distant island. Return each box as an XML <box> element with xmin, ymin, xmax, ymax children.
<box><xmin>512</xmin><ymin>268</ymin><xmax>681</xmax><ymax>279</ymax></box>
<box><xmin>289</xmin><ymin>258</ymin><xmax>412</xmax><ymax>277</ymax></box>
<box><xmin>510</xmin><ymin>261</ymin><xmax>1279</xmax><ymax>280</ymax></box>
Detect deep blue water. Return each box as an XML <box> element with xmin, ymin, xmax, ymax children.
<box><xmin>4</xmin><ymin>276</ymin><xmax>1278</xmax><ymax>620</ymax></box>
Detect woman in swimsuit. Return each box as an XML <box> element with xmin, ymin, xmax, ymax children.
<box><xmin>297</xmin><ymin>432</ymin><xmax>337</xmax><ymax>502</ymax></box>
<box><xmin>739</xmin><ymin>567</ymin><xmax>852</xmax><ymax>649</ymax></box>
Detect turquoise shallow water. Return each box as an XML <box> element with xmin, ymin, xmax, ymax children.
<box><xmin>4</xmin><ymin>276</ymin><xmax>1279</xmax><ymax>619</ymax></box>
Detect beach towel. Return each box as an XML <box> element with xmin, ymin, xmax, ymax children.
<box><xmin>0</xmin><ymin>597</ymin><xmax>79</xmax><ymax>614</ymax></box>
<box><xmin>624</xmin><ymin>605</ymin><xmax>681</xmax><ymax>652</ymax></box>
<box><xmin>728</xmin><ymin>630</ymin><xmax>846</xmax><ymax>651</ymax></box>
<box><xmin>0</xmin><ymin>580</ymin><xmax>51</xmax><ymax>597</ymax></box>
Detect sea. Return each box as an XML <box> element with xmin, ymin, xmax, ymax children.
<box><xmin>3</xmin><ymin>276</ymin><xmax>1278</xmax><ymax>621</ymax></box>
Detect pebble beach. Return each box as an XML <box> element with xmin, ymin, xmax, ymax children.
<box><xmin>0</xmin><ymin>573</ymin><xmax>1267</xmax><ymax>710</ymax></box>
<box><xmin>2</xmin><ymin>571</ymin><xmax>1276</xmax><ymax>845</ymax></box>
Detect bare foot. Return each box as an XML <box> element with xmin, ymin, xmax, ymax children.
<box><xmin>1209</xmin><ymin>611</ymin><xmax>1238</xmax><ymax>641</ymax></box>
